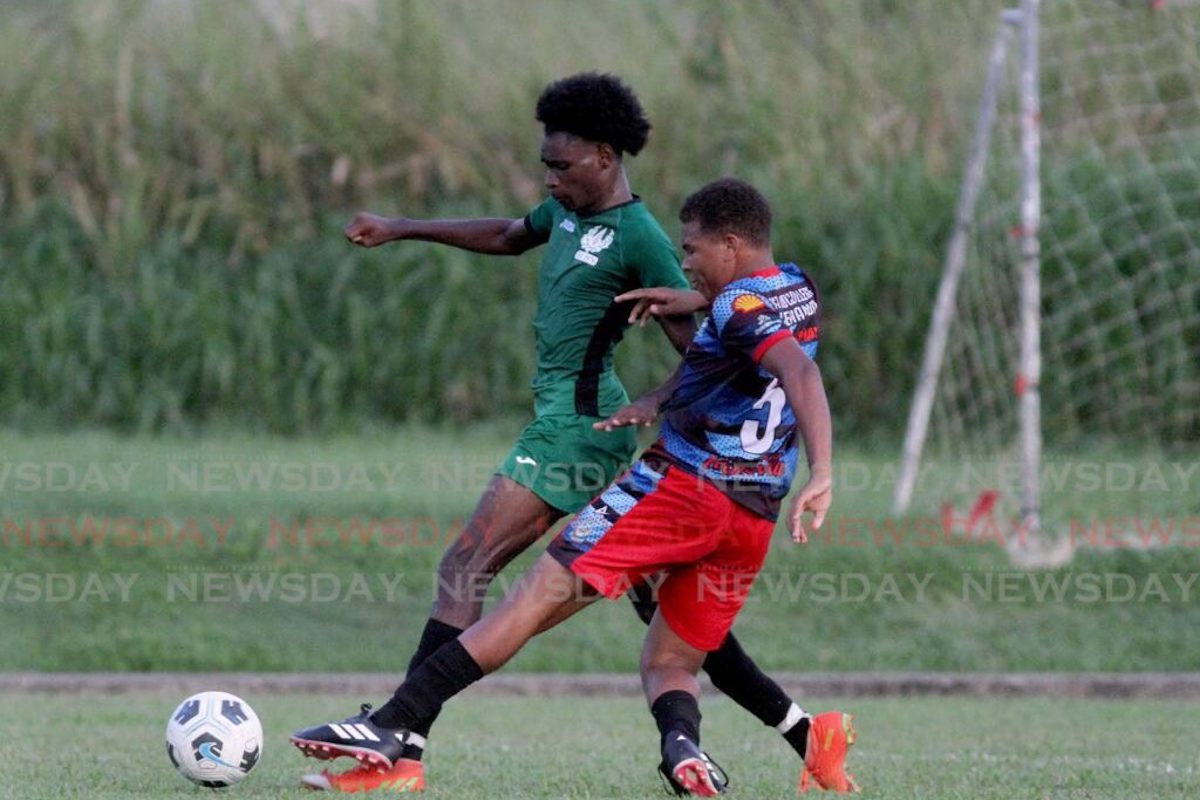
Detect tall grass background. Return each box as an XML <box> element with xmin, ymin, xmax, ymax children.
<box><xmin>0</xmin><ymin>0</ymin><xmax>1044</xmax><ymax>435</ymax></box>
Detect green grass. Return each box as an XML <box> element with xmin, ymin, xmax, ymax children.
<box><xmin>2</xmin><ymin>428</ymin><xmax>1198</xmax><ymax>673</ymax></box>
<box><xmin>3</xmin><ymin>693</ymin><xmax>1198</xmax><ymax>798</ymax></box>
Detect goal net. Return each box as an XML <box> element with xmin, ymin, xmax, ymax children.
<box><xmin>894</xmin><ymin>0</ymin><xmax>1200</xmax><ymax>527</ymax></box>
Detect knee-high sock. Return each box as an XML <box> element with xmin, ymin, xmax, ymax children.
<box><xmin>370</xmin><ymin>639</ymin><xmax>482</xmax><ymax>734</ymax></box>
<box><xmin>388</xmin><ymin>618</ymin><xmax>464</xmax><ymax>759</ymax></box>
<box><xmin>650</xmin><ymin>690</ymin><xmax>702</xmax><ymax>749</ymax></box>
<box><xmin>702</xmin><ymin>633</ymin><xmax>810</xmax><ymax>757</ymax></box>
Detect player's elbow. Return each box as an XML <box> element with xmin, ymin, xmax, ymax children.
<box><xmin>793</xmin><ymin>357</ymin><xmax>827</xmax><ymax>399</ymax></box>
<box><xmin>795</xmin><ymin>355</ymin><xmax>823</xmax><ymax>385</ymax></box>
<box><xmin>495</xmin><ymin>236</ymin><xmax>529</xmax><ymax>256</ymax></box>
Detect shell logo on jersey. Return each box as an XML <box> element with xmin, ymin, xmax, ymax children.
<box><xmin>733</xmin><ymin>294</ymin><xmax>766</xmax><ymax>313</ymax></box>
<box><xmin>574</xmin><ymin>226</ymin><xmax>615</xmax><ymax>266</ymax></box>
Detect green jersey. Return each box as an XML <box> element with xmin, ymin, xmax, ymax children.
<box><xmin>523</xmin><ymin>196</ymin><xmax>688</xmax><ymax>417</ymax></box>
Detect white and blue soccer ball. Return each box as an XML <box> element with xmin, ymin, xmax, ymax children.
<box><xmin>165</xmin><ymin>690</ymin><xmax>263</xmax><ymax>788</ymax></box>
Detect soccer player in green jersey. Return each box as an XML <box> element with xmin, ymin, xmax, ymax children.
<box><xmin>313</xmin><ymin>74</ymin><xmax>815</xmax><ymax>793</ymax></box>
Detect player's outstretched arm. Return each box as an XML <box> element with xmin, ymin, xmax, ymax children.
<box><xmin>593</xmin><ymin>360</ymin><xmax>685</xmax><ymax>432</ymax></box>
<box><xmin>759</xmin><ymin>338</ymin><xmax>833</xmax><ymax>544</ymax></box>
<box><xmin>655</xmin><ymin>309</ymin><xmax>698</xmax><ymax>356</ymax></box>
<box><xmin>614</xmin><ymin>287</ymin><xmax>709</xmax><ymax>328</ymax></box>
<box><xmin>592</xmin><ymin>287</ymin><xmax>700</xmax><ymax>431</ymax></box>
<box><xmin>344</xmin><ymin>213</ymin><xmax>546</xmax><ymax>255</ymax></box>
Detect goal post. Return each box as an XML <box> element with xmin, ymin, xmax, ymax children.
<box><xmin>892</xmin><ymin>9</ymin><xmax>1022</xmax><ymax>515</ymax></box>
<box><xmin>1016</xmin><ymin>0</ymin><xmax>1042</xmax><ymax>535</ymax></box>
<box><xmin>894</xmin><ymin>0</ymin><xmax>1200</xmax><ymax>524</ymax></box>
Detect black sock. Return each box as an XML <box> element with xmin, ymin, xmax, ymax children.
<box><xmin>370</xmin><ymin>639</ymin><xmax>483</xmax><ymax>732</ymax></box>
<box><xmin>702</xmin><ymin>633</ymin><xmax>792</xmax><ymax>726</ymax></box>
<box><xmin>406</xmin><ymin>618</ymin><xmax>466</xmax><ymax>676</ymax></box>
<box><xmin>396</xmin><ymin>619</ymin><xmax>464</xmax><ymax>760</ymax></box>
<box><xmin>782</xmin><ymin>717</ymin><xmax>810</xmax><ymax>759</ymax></box>
<box><xmin>650</xmin><ymin>690</ymin><xmax>702</xmax><ymax>750</ymax></box>
<box><xmin>702</xmin><ymin>633</ymin><xmax>808</xmax><ymax>758</ymax></box>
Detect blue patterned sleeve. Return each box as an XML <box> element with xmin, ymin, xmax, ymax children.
<box><xmin>712</xmin><ymin>289</ymin><xmax>792</xmax><ymax>363</ymax></box>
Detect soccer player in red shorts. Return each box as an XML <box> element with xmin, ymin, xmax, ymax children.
<box><xmin>325</xmin><ymin>73</ymin><xmax>819</xmax><ymax>794</ymax></box>
<box><xmin>293</xmin><ymin>178</ymin><xmax>859</xmax><ymax>795</ymax></box>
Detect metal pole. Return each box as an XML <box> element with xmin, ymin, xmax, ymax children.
<box><xmin>892</xmin><ymin>12</ymin><xmax>1018</xmax><ymax>514</ymax></box>
<box><xmin>1017</xmin><ymin>0</ymin><xmax>1042</xmax><ymax>534</ymax></box>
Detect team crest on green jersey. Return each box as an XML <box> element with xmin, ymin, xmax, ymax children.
<box><xmin>574</xmin><ymin>225</ymin><xmax>615</xmax><ymax>266</ymax></box>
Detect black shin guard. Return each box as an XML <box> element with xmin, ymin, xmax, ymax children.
<box><xmin>394</xmin><ymin>618</ymin><xmax>465</xmax><ymax>760</ymax></box>
<box><xmin>703</xmin><ymin>632</ymin><xmax>810</xmax><ymax>757</ymax></box>
<box><xmin>406</xmin><ymin>618</ymin><xmax>466</xmax><ymax>675</ymax></box>
<box><xmin>370</xmin><ymin>639</ymin><xmax>483</xmax><ymax>734</ymax></box>
<box><xmin>650</xmin><ymin>690</ymin><xmax>703</xmax><ymax>748</ymax></box>
<box><xmin>702</xmin><ymin>632</ymin><xmax>791</xmax><ymax>727</ymax></box>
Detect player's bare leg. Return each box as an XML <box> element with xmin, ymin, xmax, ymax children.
<box><xmin>641</xmin><ymin>610</ymin><xmax>727</xmax><ymax>796</ymax></box>
<box><xmin>366</xmin><ymin>475</ymin><xmax>563</xmax><ymax>770</ymax></box>
<box><xmin>627</xmin><ymin>582</ymin><xmax>819</xmax><ymax>771</ymax></box>
<box><xmin>432</xmin><ymin>475</ymin><xmax>565</xmax><ymax>630</ymax></box>
<box><xmin>291</xmin><ymin>555</ymin><xmax>599</xmax><ymax>790</ymax></box>
<box><xmin>640</xmin><ymin>608</ymin><xmax>705</xmax><ymax>701</ymax></box>
<box><xmin>458</xmin><ymin>552</ymin><xmax>598</xmax><ymax>671</ymax></box>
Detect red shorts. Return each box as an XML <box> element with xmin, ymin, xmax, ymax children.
<box><xmin>547</xmin><ymin>460</ymin><xmax>776</xmax><ymax>651</ymax></box>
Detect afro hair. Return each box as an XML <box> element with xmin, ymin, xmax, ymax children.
<box><xmin>536</xmin><ymin>72</ymin><xmax>651</xmax><ymax>156</ymax></box>
<box><xmin>680</xmin><ymin>178</ymin><xmax>773</xmax><ymax>247</ymax></box>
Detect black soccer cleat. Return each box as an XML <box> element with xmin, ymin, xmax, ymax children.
<box><xmin>659</xmin><ymin>731</ymin><xmax>728</xmax><ymax>796</ymax></box>
<box><xmin>290</xmin><ymin>703</ymin><xmax>414</xmax><ymax>771</ymax></box>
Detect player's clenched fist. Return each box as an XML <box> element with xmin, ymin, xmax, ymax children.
<box><xmin>344</xmin><ymin>212</ymin><xmax>404</xmax><ymax>247</ymax></box>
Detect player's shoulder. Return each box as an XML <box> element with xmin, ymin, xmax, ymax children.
<box><xmin>530</xmin><ymin>195</ymin><xmax>568</xmax><ymax>221</ymax></box>
<box><xmin>608</xmin><ymin>197</ymin><xmax>669</xmax><ymax>240</ymax></box>
<box><xmin>710</xmin><ymin>283</ymin><xmax>770</xmax><ymax>328</ymax></box>
<box><xmin>744</xmin><ymin>262</ymin><xmax>813</xmax><ymax>291</ymax></box>
<box><xmin>712</xmin><ymin>264</ymin><xmax>813</xmax><ymax>318</ymax></box>
<box><xmin>608</xmin><ymin>200</ymin><xmax>681</xmax><ymax>277</ymax></box>
<box><xmin>776</xmin><ymin>261</ymin><xmax>819</xmax><ymax>291</ymax></box>
<box><xmin>734</xmin><ymin>263</ymin><xmax>818</xmax><ymax>303</ymax></box>
<box><xmin>526</xmin><ymin>195</ymin><xmax>570</xmax><ymax>229</ymax></box>
<box><xmin>721</xmin><ymin>265</ymin><xmax>788</xmax><ymax>299</ymax></box>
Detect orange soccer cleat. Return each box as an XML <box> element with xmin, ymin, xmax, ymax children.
<box><xmin>301</xmin><ymin>758</ymin><xmax>425</xmax><ymax>793</ymax></box>
<box><xmin>798</xmin><ymin>712</ymin><xmax>860</xmax><ymax>794</ymax></box>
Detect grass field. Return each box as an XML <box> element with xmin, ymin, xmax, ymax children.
<box><xmin>3</xmin><ymin>692</ymin><xmax>1197</xmax><ymax>799</ymax></box>
<box><xmin>2</xmin><ymin>427</ymin><xmax>1198</xmax><ymax>673</ymax></box>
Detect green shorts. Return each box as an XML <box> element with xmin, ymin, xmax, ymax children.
<box><xmin>498</xmin><ymin>412</ymin><xmax>637</xmax><ymax>514</ymax></box>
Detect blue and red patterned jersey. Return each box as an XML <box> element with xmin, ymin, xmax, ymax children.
<box><xmin>648</xmin><ymin>262</ymin><xmax>821</xmax><ymax>520</ymax></box>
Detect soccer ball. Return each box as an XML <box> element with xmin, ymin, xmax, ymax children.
<box><xmin>165</xmin><ymin>690</ymin><xmax>263</xmax><ymax>788</ymax></box>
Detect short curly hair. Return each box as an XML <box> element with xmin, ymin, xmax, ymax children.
<box><xmin>535</xmin><ymin>72</ymin><xmax>651</xmax><ymax>157</ymax></box>
<box><xmin>679</xmin><ymin>178</ymin><xmax>773</xmax><ymax>246</ymax></box>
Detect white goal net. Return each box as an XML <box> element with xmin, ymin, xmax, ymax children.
<box><xmin>895</xmin><ymin>0</ymin><xmax>1200</xmax><ymax>523</ymax></box>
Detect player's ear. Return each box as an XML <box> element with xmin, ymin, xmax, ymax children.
<box><xmin>722</xmin><ymin>232</ymin><xmax>741</xmax><ymax>257</ymax></box>
<box><xmin>596</xmin><ymin>142</ymin><xmax>616</xmax><ymax>167</ymax></box>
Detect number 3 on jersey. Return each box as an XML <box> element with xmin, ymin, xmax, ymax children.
<box><xmin>740</xmin><ymin>378</ymin><xmax>786</xmax><ymax>455</ymax></box>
